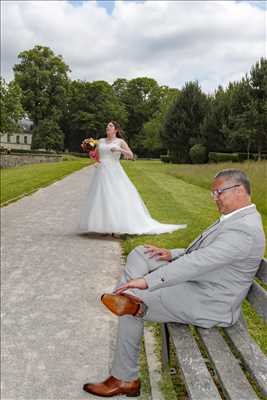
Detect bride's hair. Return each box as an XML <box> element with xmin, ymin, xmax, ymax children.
<box><xmin>110</xmin><ymin>120</ymin><xmax>124</xmax><ymax>139</ymax></box>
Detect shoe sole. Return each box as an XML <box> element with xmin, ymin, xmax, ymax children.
<box><xmin>83</xmin><ymin>388</ymin><xmax>140</xmax><ymax>397</ymax></box>
<box><xmin>101</xmin><ymin>294</ymin><xmax>140</xmax><ymax>316</ymax></box>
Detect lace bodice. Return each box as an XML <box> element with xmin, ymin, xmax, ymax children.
<box><xmin>98</xmin><ymin>138</ymin><xmax>122</xmax><ymax>162</ymax></box>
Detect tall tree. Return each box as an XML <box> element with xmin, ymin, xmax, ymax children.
<box><xmin>14</xmin><ymin>45</ymin><xmax>70</xmax><ymax>124</ymax></box>
<box><xmin>138</xmin><ymin>86</ymin><xmax>179</xmax><ymax>156</ymax></box>
<box><xmin>64</xmin><ymin>80</ymin><xmax>128</xmax><ymax>152</ymax></box>
<box><xmin>112</xmin><ymin>78</ymin><xmax>129</xmax><ymax>100</ymax></box>
<box><xmin>118</xmin><ymin>77</ymin><xmax>162</xmax><ymax>149</ymax></box>
<box><xmin>249</xmin><ymin>57</ymin><xmax>267</xmax><ymax>159</ymax></box>
<box><xmin>222</xmin><ymin>59</ymin><xmax>267</xmax><ymax>159</ymax></box>
<box><xmin>201</xmin><ymin>86</ymin><xmax>229</xmax><ymax>153</ymax></box>
<box><xmin>222</xmin><ymin>78</ymin><xmax>256</xmax><ymax>157</ymax></box>
<box><xmin>162</xmin><ymin>81</ymin><xmax>208</xmax><ymax>162</ymax></box>
<box><xmin>13</xmin><ymin>45</ymin><xmax>70</xmax><ymax>150</ymax></box>
<box><xmin>0</xmin><ymin>77</ymin><xmax>24</xmax><ymax>134</ymax></box>
<box><xmin>32</xmin><ymin>118</ymin><xmax>64</xmax><ymax>151</ymax></box>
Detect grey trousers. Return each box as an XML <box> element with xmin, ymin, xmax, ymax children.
<box><xmin>110</xmin><ymin>245</ymin><xmax>187</xmax><ymax>381</ymax></box>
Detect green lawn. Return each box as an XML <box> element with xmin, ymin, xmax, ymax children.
<box><xmin>0</xmin><ymin>157</ymin><xmax>91</xmax><ymax>206</ymax></box>
<box><xmin>166</xmin><ymin>160</ymin><xmax>267</xmax><ymax>218</ymax></box>
<box><xmin>121</xmin><ymin>159</ymin><xmax>267</xmax><ymax>256</ymax></box>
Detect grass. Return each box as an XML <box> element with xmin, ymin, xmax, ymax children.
<box><xmin>120</xmin><ymin>159</ymin><xmax>267</xmax><ymax>399</ymax></box>
<box><xmin>121</xmin><ymin>159</ymin><xmax>267</xmax><ymax>255</ymax></box>
<box><xmin>166</xmin><ymin>161</ymin><xmax>267</xmax><ymax>218</ymax></box>
<box><xmin>139</xmin><ymin>338</ymin><xmax>152</xmax><ymax>400</ymax></box>
<box><xmin>0</xmin><ymin>157</ymin><xmax>91</xmax><ymax>206</ymax></box>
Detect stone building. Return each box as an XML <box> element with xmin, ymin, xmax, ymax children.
<box><xmin>0</xmin><ymin>117</ymin><xmax>34</xmax><ymax>151</ymax></box>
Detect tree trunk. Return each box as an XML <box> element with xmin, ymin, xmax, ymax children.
<box><xmin>257</xmin><ymin>144</ymin><xmax>262</xmax><ymax>161</ymax></box>
<box><xmin>246</xmin><ymin>140</ymin><xmax>251</xmax><ymax>160</ymax></box>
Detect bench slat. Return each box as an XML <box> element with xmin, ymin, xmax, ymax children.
<box><xmin>247</xmin><ymin>281</ymin><xmax>267</xmax><ymax>322</ymax></box>
<box><xmin>225</xmin><ymin>321</ymin><xmax>267</xmax><ymax>398</ymax></box>
<box><xmin>144</xmin><ymin>326</ymin><xmax>165</xmax><ymax>400</ymax></box>
<box><xmin>256</xmin><ymin>259</ymin><xmax>267</xmax><ymax>284</ymax></box>
<box><xmin>168</xmin><ymin>323</ymin><xmax>221</xmax><ymax>400</ymax></box>
<box><xmin>198</xmin><ymin>327</ymin><xmax>258</xmax><ymax>400</ymax></box>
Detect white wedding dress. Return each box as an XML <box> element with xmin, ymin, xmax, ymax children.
<box><xmin>80</xmin><ymin>138</ymin><xmax>186</xmax><ymax>235</ymax></box>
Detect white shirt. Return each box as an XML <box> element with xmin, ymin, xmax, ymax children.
<box><xmin>220</xmin><ymin>204</ymin><xmax>254</xmax><ymax>222</ymax></box>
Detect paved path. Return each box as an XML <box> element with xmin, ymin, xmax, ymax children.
<box><xmin>1</xmin><ymin>166</ymin><xmax>124</xmax><ymax>400</ymax></box>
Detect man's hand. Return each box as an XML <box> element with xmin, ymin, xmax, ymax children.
<box><xmin>114</xmin><ymin>278</ymin><xmax>148</xmax><ymax>295</ymax></box>
<box><xmin>144</xmin><ymin>244</ymin><xmax>172</xmax><ymax>261</ymax></box>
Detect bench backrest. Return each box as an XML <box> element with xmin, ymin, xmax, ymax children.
<box><xmin>247</xmin><ymin>258</ymin><xmax>267</xmax><ymax>322</ymax></box>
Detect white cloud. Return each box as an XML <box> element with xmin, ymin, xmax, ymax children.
<box><xmin>1</xmin><ymin>0</ymin><xmax>266</xmax><ymax>93</ymax></box>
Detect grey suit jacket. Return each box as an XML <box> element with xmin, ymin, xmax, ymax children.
<box><xmin>144</xmin><ymin>205</ymin><xmax>265</xmax><ymax>328</ymax></box>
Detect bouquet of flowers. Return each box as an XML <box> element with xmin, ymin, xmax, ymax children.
<box><xmin>81</xmin><ymin>137</ymin><xmax>98</xmax><ymax>152</ymax></box>
<box><xmin>81</xmin><ymin>137</ymin><xmax>100</xmax><ymax>162</ymax></box>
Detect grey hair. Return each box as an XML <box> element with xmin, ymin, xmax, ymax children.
<box><xmin>214</xmin><ymin>169</ymin><xmax>251</xmax><ymax>195</ymax></box>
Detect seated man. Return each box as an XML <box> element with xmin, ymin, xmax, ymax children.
<box><xmin>83</xmin><ymin>169</ymin><xmax>265</xmax><ymax>397</ymax></box>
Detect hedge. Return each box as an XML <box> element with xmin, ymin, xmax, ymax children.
<box><xmin>208</xmin><ymin>152</ymin><xmax>240</xmax><ymax>163</ymax></box>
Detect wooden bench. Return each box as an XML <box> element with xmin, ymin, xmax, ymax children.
<box><xmin>161</xmin><ymin>258</ymin><xmax>267</xmax><ymax>400</ymax></box>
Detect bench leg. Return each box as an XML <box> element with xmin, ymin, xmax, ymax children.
<box><xmin>161</xmin><ymin>323</ymin><xmax>170</xmax><ymax>370</ymax></box>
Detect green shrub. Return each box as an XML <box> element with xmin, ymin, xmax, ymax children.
<box><xmin>8</xmin><ymin>149</ymin><xmax>54</xmax><ymax>155</ymax></box>
<box><xmin>238</xmin><ymin>152</ymin><xmax>251</xmax><ymax>162</ymax></box>
<box><xmin>237</xmin><ymin>153</ymin><xmax>267</xmax><ymax>161</ymax></box>
<box><xmin>189</xmin><ymin>144</ymin><xmax>207</xmax><ymax>164</ymax></box>
<box><xmin>0</xmin><ymin>146</ymin><xmax>10</xmax><ymax>154</ymax></box>
<box><xmin>208</xmin><ymin>152</ymin><xmax>239</xmax><ymax>163</ymax></box>
<box><xmin>69</xmin><ymin>152</ymin><xmax>89</xmax><ymax>158</ymax></box>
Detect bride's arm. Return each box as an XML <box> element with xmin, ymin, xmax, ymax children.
<box><xmin>89</xmin><ymin>141</ymin><xmax>100</xmax><ymax>162</ymax></box>
<box><xmin>119</xmin><ymin>139</ymin><xmax>134</xmax><ymax>160</ymax></box>
<box><xmin>89</xmin><ymin>149</ymin><xmax>100</xmax><ymax>161</ymax></box>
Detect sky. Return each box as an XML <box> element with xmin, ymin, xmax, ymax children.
<box><xmin>1</xmin><ymin>0</ymin><xmax>266</xmax><ymax>93</ymax></box>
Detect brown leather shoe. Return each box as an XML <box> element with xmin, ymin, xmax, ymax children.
<box><xmin>101</xmin><ymin>293</ymin><xmax>143</xmax><ymax>316</ymax></box>
<box><xmin>83</xmin><ymin>375</ymin><xmax>141</xmax><ymax>397</ymax></box>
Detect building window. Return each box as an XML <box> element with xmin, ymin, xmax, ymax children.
<box><xmin>7</xmin><ymin>134</ymin><xmax>11</xmax><ymax>143</ymax></box>
<box><xmin>24</xmin><ymin>136</ymin><xmax>28</xmax><ymax>144</ymax></box>
<box><xmin>16</xmin><ymin>135</ymin><xmax>20</xmax><ymax>144</ymax></box>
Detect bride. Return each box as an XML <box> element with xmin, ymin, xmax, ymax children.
<box><xmin>80</xmin><ymin>120</ymin><xmax>186</xmax><ymax>236</ymax></box>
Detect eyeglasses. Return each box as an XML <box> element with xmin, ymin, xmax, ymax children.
<box><xmin>211</xmin><ymin>184</ymin><xmax>241</xmax><ymax>198</ymax></box>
